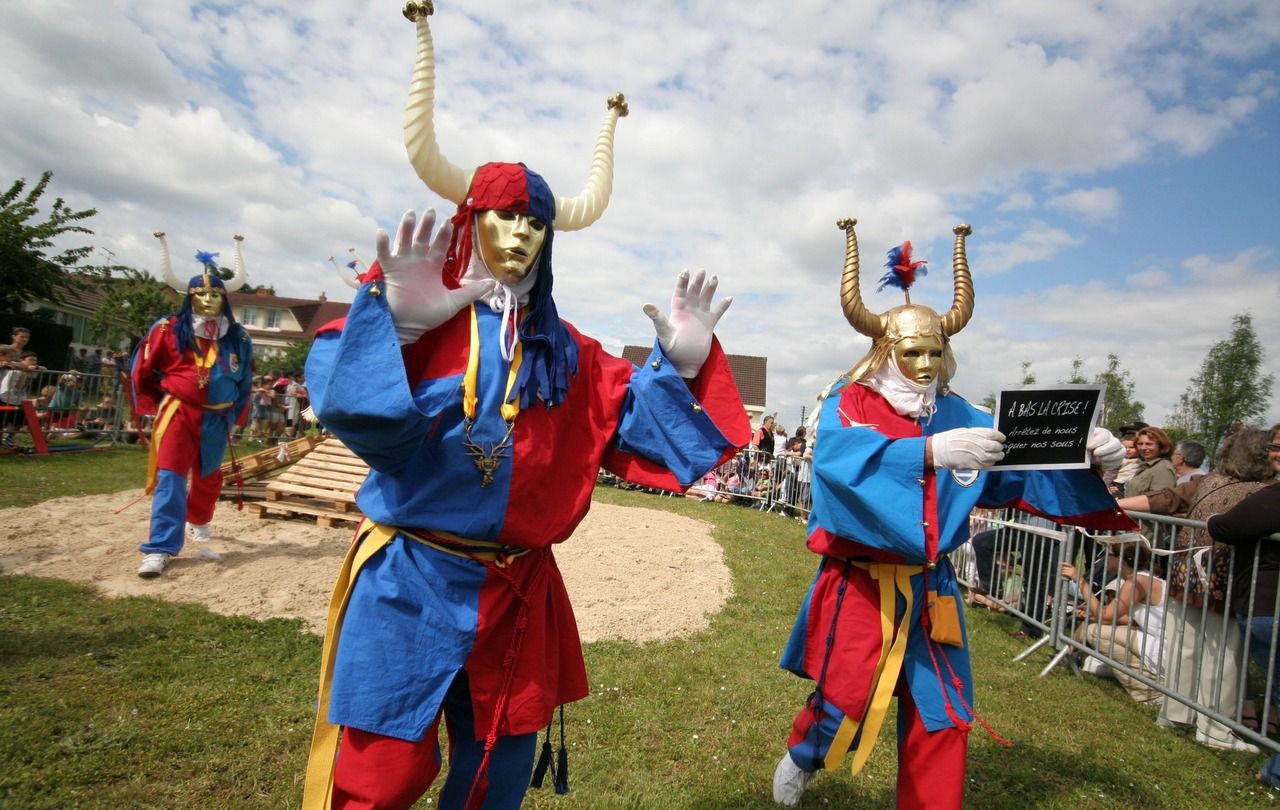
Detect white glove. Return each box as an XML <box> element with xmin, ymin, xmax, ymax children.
<box><xmin>642</xmin><ymin>269</ymin><xmax>733</xmax><ymax>378</ymax></box>
<box><xmin>377</xmin><ymin>209</ymin><xmax>495</xmax><ymax>344</ymax></box>
<box><xmin>1087</xmin><ymin>427</ymin><xmax>1125</xmax><ymax>470</ymax></box>
<box><xmin>931</xmin><ymin>428</ymin><xmax>1006</xmax><ymax>470</ymax></box>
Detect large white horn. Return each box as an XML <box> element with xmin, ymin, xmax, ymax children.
<box><xmin>225</xmin><ymin>235</ymin><xmax>249</xmax><ymax>291</ymax></box>
<box><xmin>153</xmin><ymin>231</ymin><xmax>184</xmax><ymax>293</ymax></box>
<box><xmin>554</xmin><ymin>93</ymin><xmax>628</xmax><ymax>232</ymax></box>
<box><xmin>403</xmin><ymin>2</ymin><xmax>471</xmax><ymax>205</ymax></box>
<box><xmin>329</xmin><ymin>255</ymin><xmax>360</xmax><ymax>290</ymax></box>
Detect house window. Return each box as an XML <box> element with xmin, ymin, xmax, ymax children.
<box><xmin>242</xmin><ymin>307</ymin><xmax>258</xmax><ymax>326</ymax></box>
<box><xmin>266</xmin><ymin>309</ymin><xmax>283</xmax><ymax>329</ymax></box>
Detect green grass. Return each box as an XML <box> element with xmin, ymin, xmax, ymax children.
<box><xmin>0</xmin><ymin>455</ymin><xmax>1275</xmax><ymax>808</ymax></box>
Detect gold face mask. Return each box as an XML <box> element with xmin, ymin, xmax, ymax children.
<box><xmin>476</xmin><ymin>209</ymin><xmax>547</xmax><ymax>286</ymax></box>
<box><xmin>190</xmin><ymin>283</ymin><xmax>225</xmax><ymax>318</ymax></box>
<box><xmin>892</xmin><ymin>334</ymin><xmax>945</xmax><ymax>386</ymax></box>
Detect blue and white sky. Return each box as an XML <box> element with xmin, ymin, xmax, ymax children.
<box><xmin>4</xmin><ymin>0</ymin><xmax>1278</xmax><ymax>429</ymax></box>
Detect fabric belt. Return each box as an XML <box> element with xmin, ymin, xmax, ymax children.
<box><xmin>824</xmin><ymin>560</ymin><xmax>922</xmax><ymax>775</ymax></box>
<box><xmin>302</xmin><ymin>519</ymin><xmax>530</xmax><ymax>810</ymax></box>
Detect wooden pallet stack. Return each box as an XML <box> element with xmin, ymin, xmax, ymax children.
<box><xmin>249</xmin><ymin>437</ymin><xmax>371</xmax><ymax>528</ymax></box>
<box><xmin>220</xmin><ymin>435</ymin><xmax>324</xmax><ymax>501</ymax></box>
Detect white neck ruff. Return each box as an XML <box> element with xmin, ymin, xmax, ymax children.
<box><xmin>864</xmin><ymin>361</ymin><xmax>938</xmax><ymax>419</ymax></box>
<box><xmin>191</xmin><ymin>313</ymin><xmax>229</xmax><ymax>340</ymax></box>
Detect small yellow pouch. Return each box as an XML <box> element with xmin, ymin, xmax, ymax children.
<box><xmin>927</xmin><ymin>592</ymin><xmax>964</xmax><ymax>647</ymax></box>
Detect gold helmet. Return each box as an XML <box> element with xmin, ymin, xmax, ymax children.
<box><xmin>837</xmin><ymin>218</ymin><xmax>974</xmax><ymax>389</ymax></box>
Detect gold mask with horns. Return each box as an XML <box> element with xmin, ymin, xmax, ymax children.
<box><xmin>836</xmin><ymin>218</ymin><xmax>975</xmax><ymax>390</ymax></box>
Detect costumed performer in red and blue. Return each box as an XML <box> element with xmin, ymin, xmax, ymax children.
<box><xmin>132</xmin><ymin>233</ymin><xmax>253</xmax><ymax>579</ymax></box>
<box><xmin>771</xmin><ymin>219</ymin><xmax>1134</xmax><ymax>809</ymax></box>
<box><xmin>301</xmin><ymin>5</ymin><xmax>750</xmax><ymax>809</ymax></box>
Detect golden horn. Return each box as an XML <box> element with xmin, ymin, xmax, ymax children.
<box><xmin>940</xmin><ymin>224</ymin><xmax>974</xmax><ymax>337</ymax></box>
<box><xmin>837</xmin><ymin>218</ymin><xmax>886</xmax><ymax>339</ymax></box>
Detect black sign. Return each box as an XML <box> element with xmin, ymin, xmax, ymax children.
<box><xmin>991</xmin><ymin>385</ymin><xmax>1104</xmax><ymax>470</ymax></box>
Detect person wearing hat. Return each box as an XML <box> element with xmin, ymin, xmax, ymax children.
<box><xmin>771</xmin><ymin>221</ymin><xmax>1133</xmax><ymax>809</ymax></box>
<box><xmin>132</xmin><ymin>237</ymin><xmax>253</xmax><ymax>578</ymax></box>
<box><xmin>301</xmin><ymin>6</ymin><xmax>749</xmax><ymax>809</ymax></box>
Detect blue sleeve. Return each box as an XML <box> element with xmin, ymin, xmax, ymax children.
<box><xmin>808</xmin><ymin>394</ymin><xmax>937</xmax><ymax>558</ymax></box>
<box><xmin>607</xmin><ymin>341</ymin><xmax>740</xmax><ymax>488</ymax></box>
<box><xmin>305</xmin><ymin>283</ymin><xmax>430</xmax><ymax>472</ymax></box>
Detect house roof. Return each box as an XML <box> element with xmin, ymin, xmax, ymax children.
<box><xmin>227</xmin><ymin>291</ymin><xmax>350</xmax><ymax>339</ymax></box>
<box><xmin>619</xmin><ymin>345</ymin><xmax>767</xmax><ymax>410</ymax></box>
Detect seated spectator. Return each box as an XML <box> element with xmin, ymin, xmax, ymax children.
<box><xmin>1124</xmin><ymin>425</ymin><xmax>1177</xmax><ymax>497</ymax></box>
<box><xmin>83</xmin><ymin>394</ymin><xmax>117</xmax><ymax>432</ymax></box>
<box><xmin>1125</xmin><ymin>427</ymin><xmax>1272</xmax><ymax>751</ymax></box>
<box><xmin>48</xmin><ymin>372</ymin><xmax>83</xmax><ymax>429</ymax></box>
<box><xmin>1208</xmin><ymin>423</ymin><xmax>1280</xmax><ymax>743</ymax></box>
<box><xmin>1062</xmin><ymin>539</ymin><xmax>1166</xmax><ymax>704</ymax></box>
<box><xmin>1172</xmin><ymin>440</ymin><xmax>1207</xmax><ymax>484</ymax></box>
<box><xmin>686</xmin><ymin>469</ymin><xmax>720</xmax><ymax>501</ymax></box>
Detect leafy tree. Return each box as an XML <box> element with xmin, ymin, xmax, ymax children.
<box><xmin>1059</xmin><ymin>355</ymin><xmax>1145</xmax><ymax>431</ymax></box>
<box><xmin>88</xmin><ymin>267</ymin><xmax>177</xmax><ymax>350</ymax></box>
<box><xmin>1020</xmin><ymin>361</ymin><xmax>1037</xmax><ymax>386</ymax></box>
<box><xmin>0</xmin><ymin>171</ymin><xmax>98</xmax><ymax>315</ymax></box>
<box><xmin>1093</xmin><ymin>353</ymin><xmax>1145</xmax><ymax>432</ymax></box>
<box><xmin>981</xmin><ymin>361</ymin><xmax>1038</xmax><ymax>412</ymax></box>
<box><xmin>1065</xmin><ymin>357</ymin><xmax>1089</xmax><ymax>385</ymax></box>
<box><xmin>1168</xmin><ymin>313</ymin><xmax>1273</xmax><ymax>446</ymax></box>
<box><xmin>274</xmin><ymin>337</ymin><xmax>314</xmax><ymax>375</ymax></box>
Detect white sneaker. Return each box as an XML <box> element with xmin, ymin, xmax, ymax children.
<box><xmin>137</xmin><ymin>553</ymin><xmax>171</xmax><ymax>578</ymax></box>
<box><xmin>186</xmin><ymin>522</ymin><xmax>212</xmax><ymax>543</ymax></box>
<box><xmin>772</xmin><ymin>753</ymin><xmax>813</xmax><ymax>807</ymax></box>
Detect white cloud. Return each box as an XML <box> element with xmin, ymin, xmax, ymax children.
<box><xmin>1</xmin><ymin>0</ymin><xmax>1277</xmax><ymax>431</ymax></box>
<box><xmin>1047</xmin><ymin>187</ymin><xmax>1122</xmax><ymax>222</ymax></box>
<box><xmin>978</xmin><ymin>222</ymin><xmax>1083</xmax><ymax>276</ymax></box>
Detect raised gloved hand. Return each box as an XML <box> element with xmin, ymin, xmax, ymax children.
<box><xmin>642</xmin><ymin>269</ymin><xmax>733</xmax><ymax>378</ymax></box>
<box><xmin>1086</xmin><ymin>427</ymin><xmax>1125</xmax><ymax>469</ymax></box>
<box><xmin>377</xmin><ymin>209</ymin><xmax>495</xmax><ymax>344</ymax></box>
<box><xmin>931</xmin><ymin>427</ymin><xmax>1006</xmax><ymax>470</ymax></box>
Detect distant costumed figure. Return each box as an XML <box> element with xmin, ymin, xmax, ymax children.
<box><xmin>132</xmin><ymin>234</ymin><xmax>253</xmax><ymax>578</ymax></box>
<box><xmin>301</xmin><ymin>3</ymin><xmax>749</xmax><ymax>809</ymax></box>
<box><xmin>771</xmin><ymin>219</ymin><xmax>1134</xmax><ymax>809</ymax></box>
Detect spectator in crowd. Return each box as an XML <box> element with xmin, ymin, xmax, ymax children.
<box><xmin>686</xmin><ymin>469</ymin><xmax>721</xmax><ymax>501</ymax></box>
<box><xmin>249</xmin><ymin>376</ymin><xmax>275</xmax><ymax>443</ymax></box>
<box><xmin>48</xmin><ymin>372</ymin><xmax>83</xmax><ymax>429</ymax></box>
<box><xmin>83</xmin><ymin>394</ymin><xmax>116</xmax><ymax>433</ymax></box>
<box><xmin>1108</xmin><ymin>432</ymin><xmax>1142</xmax><ymax>497</ymax></box>
<box><xmin>793</xmin><ymin>424</ymin><xmax>808</xmax><ymax>454</ymax></box>
<box><xmin>1124</xmin><ymin>425</ymin><xmax>1177</xmax><ymax>497</ymax></box>
<box><xmin>1121</xmin><ymin>427</ymin><xmax>1273</xmax><ymax>751</ymax></box>
<box><xmin>285</xmin><ymin>372</ymin><xmax>308</xmax><ymax>437</ymax></box>
<box><xmin>5</xmin><ymin>326</ymin><xmax>30</xmax><ymax>356</ymax></box>
<box><xmin>1062</xmin><ymin>540</ymin><xmax>1167</xmax><ymax>704</ymax></box>
<box><xmin>1210</xmin><ymin>423</ymin><xmax>1280</xmax><ymax>740</ymax></box>
<box><xmin>1172</xmin><ymin>440</ymin><xmax>1207</xmax><ymax>484</ymax></box>
<box><xmin>753</xmin><ymin>414</ymin><xmax>776</xmax><ymax>459</ymax></box>
<box><xmin>0</xmin><ymin>351</ymin><xmax>39</xmax><ymax>446</ymax></box>
<box><xmin>969</xmin><ymin>519</ymin><xmax>1061</xmax><ymax>640</ymax></box>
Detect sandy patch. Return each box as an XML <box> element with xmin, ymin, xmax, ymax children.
<box><xmin>0</xmin><ymin>492</ymin><xmax>731</xmax><ymax>643</ymax></box>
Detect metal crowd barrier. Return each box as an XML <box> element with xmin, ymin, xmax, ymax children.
<box><xmin>710</xmin><ymin>446</ymin><xmax>812</xmax><ymax>517</ymax></box>
<box><xmin>2</xmin><ymin>367</ymin><xmax>138</xmax><ymax>448</ymax></box>
<box><xmin>958</xmin><ymin>507</ymin><xmax>1280</xmax><ymax>754</ymax></box>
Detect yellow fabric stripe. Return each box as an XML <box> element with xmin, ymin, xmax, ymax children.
<box><xmin>302</xmin><ymin>519</ymin><xmax>398</xmax><ymax>810</ymax></box>
<box><xmin>462</xmin><ymin>304</ymin><xmax>524</xmax><ymax>424</ymax></box>
<box><xmin>823</xmin><ymin>563</ymin><xmax>918</xmax><ymax>775</ymax></box>
<box><xmin>144</xmin><ymin>395</ymin><xmax>183</xmax><ymax>494</ymax></box>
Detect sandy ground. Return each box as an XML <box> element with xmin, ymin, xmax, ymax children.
<box><xmin>0</xmin><ymin>492</ymin><xmax>732</xmax><ymax>643</ymax></box>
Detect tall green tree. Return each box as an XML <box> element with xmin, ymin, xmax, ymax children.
<box><xmin>1094</xmin><ymin>354</ymin><xmax>1145</xmax><ymax>431</ymax></box>
<box><xmin>1168</xmin><ymin>313</ymin><xmax>1273</xmax><ymax>446</ymax></box>
<box><xmin>0</xmin><ymin>171</ymin><xmax>98</xmax><ymax>315</ymax></box>
<box><xmin>88</xmin><ymin>267</ymin><xmax>177</xmax><ymax>350</ymax></box>
<box><xmin>274</xmin><ymin>337</ymin><xmax>314</xmax><ymax>375</ymax></box>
